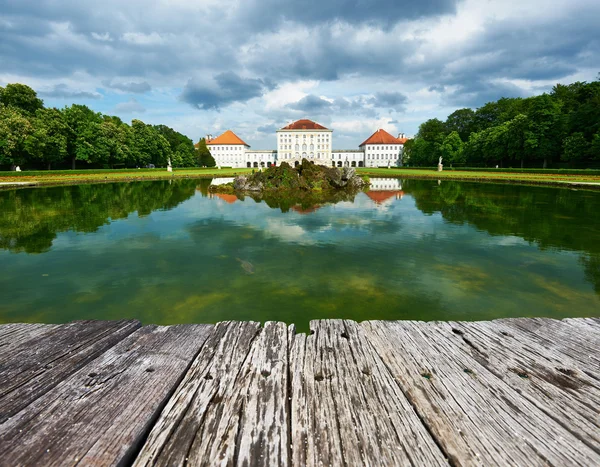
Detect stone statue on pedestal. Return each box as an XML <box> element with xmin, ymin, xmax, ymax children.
<box><xmin>437</xmin><ymin>156</ymin><xmax>443</xmax><ymax>172</ymax></box>
<box><xmin>167</xmin><ymin>158</ymin><xmax>173</xmax><ymax>172</ymax></box>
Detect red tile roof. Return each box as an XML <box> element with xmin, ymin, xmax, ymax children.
<box><xmin>281</xmin><ymin>119</ymin><xmax>329</xmax><ymax>130</ymax></box>
<box><xmin>214</xmin><ymin>193</ymin><xmax>238</xmax><ymax>204</ymax></box>
<box><xmin>360</xmin><ymin>129</ymin><xmax>407</xmax><ymax>147</ymax></box>
<box><xmin>206</xmin><ymin>130</ymin><xmax>249</xmax><ymax>146</ymax></box>
<box><xmin>366</xmin><ymin>191</ymin><xmax>404</xmax><ymax>204</ymax></box>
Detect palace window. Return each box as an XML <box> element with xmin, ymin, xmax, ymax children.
<box><xmin>310</xmin><ymin>144</ymin><xmax>314</xmax><ymax>150</ymax></box>
<box><xmin>302</xmin><ymin>144</ymin><xmax>307</xmax><ymax>150</ymax></box>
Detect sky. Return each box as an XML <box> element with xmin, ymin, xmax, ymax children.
<box><xmin>1</xmin><ymin>0</ymin><xmax>598</xmax><ymax>149</ymax></box>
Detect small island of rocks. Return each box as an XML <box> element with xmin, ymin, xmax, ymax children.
<box><xmin>209</xmin><ymin>159</ymin><xmax>370</xmax><ymax>212</ymax></box>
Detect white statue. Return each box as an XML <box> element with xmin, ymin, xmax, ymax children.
<box><xmin>15</xmin><ymin>166</ymin><xmax>21</xmax><ymax>172</ymax></box>
<box><xmin>437</xmin><ymin>156</ymin><xmax>443</xmax><ymax>172</ymax></box>
<box><xmin>439</xmin><ymin>156</ymin><xmax>443</xmax><ymax>165</ymax></box>
<box><xmin>167</xmin><ymin>158</ymin><xmax>172</xmax><ymax>172</ymax></box>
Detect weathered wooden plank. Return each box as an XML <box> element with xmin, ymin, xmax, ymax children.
<box><xmin>448</xmin><ymin>319</ymin><xmax>600</xmax><ymax>453</ymax></box>
<box><xmin>134</xmin><ymin>321</ymin><xmax>262</xmax><ymax>466</ymax></box>
<box><xmin>290</xmin><ymin>320</ymin><xmax>448</xmax><ymax>466</ymax></box>
<box><xmin>0</xmin><ymin>323</ymin><xmax>58</xmax><ymax>355</ymax></box>
<box><xmin>0</xmin><ymin>324</ymin><xmax>212</xmax><ymax>466</ymax></box>
<box><xmin>0</xmin><ymin>319</ymin><xmax>140</xmax><ymax>423</ymax></box>
<box><xmin>221</xmin><ymin>321</ymin><xmax>289</xmax><ymax>466</ymax></box>
<box><xmin>362</xmin><ymin>320</ymin><xmax>600</xmax><ymax>466</ymax></box>
<box><xmin>498</xmin><ymin>318</ymin><xmax>600</xmax><ymax>371</ymax></box>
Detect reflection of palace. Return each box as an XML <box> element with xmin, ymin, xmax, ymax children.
<box><xmin>204</xmin><ymin>119</ymin><xmax>408</xmax><ymax>169</ymax></box>
<box><xmin>365</xmin><ymin>178</ymin><xmax>404</xmax><ymax>205</ymax></box>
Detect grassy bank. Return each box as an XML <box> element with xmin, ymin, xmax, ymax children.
<box><xmin>2</xmin><ymin>166</ymin><xmax>600</xmax><ymax>189</ymax></box>
<box><xmin>357</xmin><ymin>168</ymin><xmax>600</xmax><ymax>187</ymax></box>
<box><xmin>0</xmin><ymin>167</ymin><xmax>254</xmax><ymax>187</ymax></box>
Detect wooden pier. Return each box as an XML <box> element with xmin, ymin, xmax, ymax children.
<box><xmin>0</xmin><ymin>318</ymin><xmax>599</xmax><ymax>466</ymax></box>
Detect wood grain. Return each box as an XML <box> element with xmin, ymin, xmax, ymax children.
<box><xmin>0</xmin><ymin>324</ymin><xmax>212</xmax><ymax>466</ymax></box>
<box><xmin>0</xmin><ymin>319</ymin><xmax>140</xmax><ymax>423</ymax></box>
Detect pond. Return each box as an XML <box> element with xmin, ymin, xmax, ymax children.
<box><xmin>1</xmin><ymin>178</ymin><xmax>599</xmax><ymax>333</ymax></box>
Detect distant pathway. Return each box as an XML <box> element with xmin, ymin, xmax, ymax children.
<box><xmin>0</xmin><ymin>318</ymin><xmax>599</xmax><ymax>466</ymax></box>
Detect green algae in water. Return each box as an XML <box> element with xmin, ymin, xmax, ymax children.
<box><xmin>1</xmin><ymin>178</ymin><xmax>600</xmax><ymax>334</ymax></box>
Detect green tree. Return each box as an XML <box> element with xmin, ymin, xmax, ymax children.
<box><xmin>0</xmin><ymin>83</ymin><xmax>44</xmax><ymax>115</ymax></box>
<box><xmin>61</xmin><ymin>104</ymin><xmax>103</xmax><ymax>169</ymax></box>
<box><xmin>0</xmin><ymin>105</ymin><xmax>34</xmax><ymax>167</ymax></box>
<box><xmin>26</xmin><ymin>108</ymin><xmax>70</xmax><ymax>169</ymax></box>
<box><xmin>131</xmin><ymin>120</ymin><xmax>173</xmax><ymax>167</ymax></box>
<box><xmin>195</xmin><ymin>138</ymin><xmax>215</xmax><ymax>167</ymax></box>
<box><xmin>410</xmin><ymin>119</ymin><xmax>446</xmax><ymax>166</ymax></box>
<box><xmin>440</xmin><ymin>131</ymin><xmax>464</xmax><ymax>165</ymax></box>
<box><xmin>445</xmin><ymin>108</ymin><xmax>476</xmax><ymax>141</ymax></box>
<box><xmin>524</xmin><ymin>94</ymin><xmax>563</xmax><ymax>168</ymax></box>
<box><xmin>562</xmin><ymin>133</ymin><xmax>590</xmax><ymax>164</ymax></box>
<box><xmin>97</xmin><ymin>119</ymin><xmax>132</xmax><ymax>167</ymax></box>
<box><xmin>592</xmin><ymin>132</ymin><xmax>600</xmax><ymax>160</ymax></box>
<box><xmin>506</xmin><ymin>114</ymin><xmax>531</xmax><ymax>168</ymax></box>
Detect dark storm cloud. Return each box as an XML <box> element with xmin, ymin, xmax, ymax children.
<box><xmin>38</xmin><ymin>84</ymin><xmax>101</xmax><ymax>100</ymax></box>
<box><xmin>370</xmin><ymin>92</ymin><xmax>408</xmax><ymax>108</ymax></box>
<box><xmin>242</xmin><ymin>0</ymin><xmax>460</xmax><ymax>29</ymax></box>
<box><xmin>1</xmin><ymin>0</ymin><xmax>599</xmax><ymax>120</ymax></box>
<box><xmin>102</xmin><ymin>80</ymin><xmax>151</xmax><ymax>94</ymax></box>
<box><xmin>286</xmin><ymin>95</ymin><xmax>332</xmax><ymax>112</ymax></box>
<box><xmin>180</xmin><ymin>72</ymin><xmax>272</xmax><ymax>110</ymax></box>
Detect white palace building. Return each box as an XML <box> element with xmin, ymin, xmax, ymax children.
<box><xmin>204</xmin><ymin>119</ymin><xmax>408</xmax><ymax>169</ymax></box>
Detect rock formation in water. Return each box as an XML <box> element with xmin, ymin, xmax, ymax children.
<box><xmin>211</xmin><ymin>159</ymin><xmax>367</xmax><ymax>193</ymax></box>
<box><xmin>209</xmin><ymin>159</ymin><xmax>369</xmax><ymax>212</ymax></box>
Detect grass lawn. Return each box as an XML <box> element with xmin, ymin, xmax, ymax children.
<box><xmin>1</xmin><ymin>166</ymin><xmax>600</xmax><ymax>189</ymax></box>
<box><xmin>357</xmin><ymin>168</ymin><xmax>600</xmax><ymax>187</ymax></box>
<box><xmin>0</xmin><ymin>167</ymin><xmax>255</xmax><ymax>186</ymax></box>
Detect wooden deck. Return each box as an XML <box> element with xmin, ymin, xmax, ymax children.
<box><xmin>0</xmin><ymin>318</ymin><xmax>599</xmax><ymax>466</ymax></box>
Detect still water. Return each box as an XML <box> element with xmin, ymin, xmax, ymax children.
<box><xmin>1</xmin><ymin>178</ymin><xmax>599</xmax><ymax>332</ymax></box>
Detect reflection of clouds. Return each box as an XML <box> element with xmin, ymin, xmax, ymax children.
<box><xmin>264</xmin><ymin>219</ymin><xmax>315</xmax><ymax>244</ymax></box>
<box><xmin>492</xmin><ymin>236</ymin><xmax>528</xmax><ymax>247</ymax></box>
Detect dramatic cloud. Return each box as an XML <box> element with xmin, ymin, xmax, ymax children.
<box><xmin>102</xmin><ymin>80</ymin><xmax>151</xmax><ymax>94</ymax></box>
<box><xmin>286</xmin><ymin>95</ymin><xmax>332</xmax><ymax>112</ymax></box>
<box><xmin>370</xmin><ymin>92</ymin><xmax>408</xmax><ymax>109</ymax></box>
<box><xmin>180</xmin><ymin>72</ymin><xmax>273</xmax><ymax>110</ymax></box>
<box><xmin>0</xmin><ymin>0</ymin><xmax>597</xmax><ymax>146</ymax></box>
<box><xmin>38</xmin><ymin>83</ymin><xmax>102</xmax><ymax>100</ymax></box>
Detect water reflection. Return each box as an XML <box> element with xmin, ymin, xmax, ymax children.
<box><xmin>0</xmin><ymin>178</ymin><xmax>599</xmax><ymax>329</ymax></box>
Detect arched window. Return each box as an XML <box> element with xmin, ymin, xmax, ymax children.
<box><xmin>310</xmin><ymin>152</ymin><xmax>314</xmax><ymax>158</ymax></box>
<box><xmin>310</xmin><ymin>144</ymin><xmax>314</xmax><ymax>150</ymax></box>
<box><xmin>295</xmin><ymin>152</ymin><xmax>299</xmax><ymax>158</ymax></box>
<box><xmin>295</xmin><ymin>144</ymin><xmax>299</xmax><ymax>150</ymax></box>
<box><xmin>302</xmin><ymin>152</ymin><xmax>307</xmax><ymax>158</ymax></box>
<box><xmin>302</xmin><ymin>144</ymin><xmax>307</xmax><ymax>151</ymax></box>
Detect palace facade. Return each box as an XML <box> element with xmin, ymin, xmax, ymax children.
<box><xmin>205</xmin><ymin>119</ymin><xmax>408</xmax><ymax>168</ymax></box>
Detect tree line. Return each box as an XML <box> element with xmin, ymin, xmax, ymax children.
<box><xmin>405</xmin><ymin>76</ymin><xmax>600</xmax><ymax>168</ymax></box>
<box><xmin>0</xmin><ymin>83</ymin><xmax>215</xmax><ymax>170</ymax></box>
